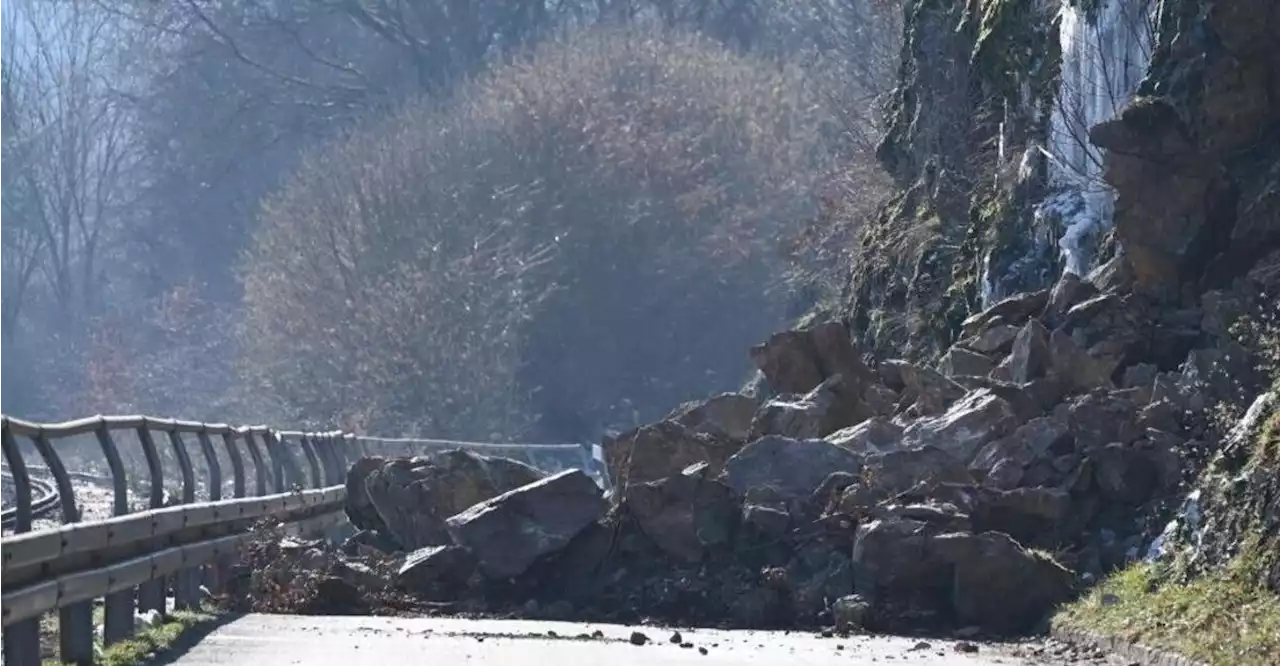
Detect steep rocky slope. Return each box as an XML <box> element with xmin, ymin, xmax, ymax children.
<box><xmin>841</xmin><ymin>0</ymin><xmax>1278</xmax><ymax>586</ymax></box>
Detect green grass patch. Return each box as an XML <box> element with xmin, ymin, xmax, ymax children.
<box><xmin>1054</xmin><ymin>547</ymin><xmax>1280</xmax><ymax>666</ymax></box>
<box><xmin>42</xmin><ymin>609</ymin><xmax>217</xmax><ymax>666</ymax></box>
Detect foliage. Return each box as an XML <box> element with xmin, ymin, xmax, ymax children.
<box><xmin>1054</xmin><ymin>543</ymin><xmax>1280</xmax><ymax>666</ymax></box>
<box><xmin>242</xmin><ymin>25</ymin><xmax>839</xmax><ymax>439</ymax></box>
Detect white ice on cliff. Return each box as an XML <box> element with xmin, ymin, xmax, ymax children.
<box><xmin>1043</xmin><ymin>0</ymin><xmax>1153</xmax><ymax>276</ymax></box>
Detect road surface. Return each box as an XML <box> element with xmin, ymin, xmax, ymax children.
<box><xmin>162</xmin><ymin>615</ymin><xmax>1116</xmax><ymax>665</ymax></box>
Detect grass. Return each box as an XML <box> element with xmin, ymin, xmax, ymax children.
<box><xmin>41</xmin><ymin>608</ymin><xmax>217</xmax><ymax>666</ymax></box>
<box><xmin>1054</xmin><ymin>545</ymin><xmax>1280</xmax><ymax>666</ymax></box>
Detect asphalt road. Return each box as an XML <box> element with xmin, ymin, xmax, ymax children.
<box><xmin>161</xmin><ymin>615</ymin><xmax>1116</xmax><ymax>666</ymax></box>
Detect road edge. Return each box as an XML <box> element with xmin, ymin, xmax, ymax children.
<box><xmin>1048</xmin><ymin>623</ymin><xmax>1208</xmax><ymax>666</ymax></box>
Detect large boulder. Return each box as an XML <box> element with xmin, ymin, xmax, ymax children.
<box><xmin>882</xmin><ymin>360</ymin><xmax>967</xmax><ymax>415</ymax></box>
<box><xmin>851</xmin><ymin>518</ymin><xmax>1075</xmax><ymax>634</ymax></box>
<box><xmin>969</xmin><ymin>416</ymin><xmax>1074</xmax><ymax>488</ymax></box>
<box><xmin>625</xmin><ymin>462</ymin><xmax>738</xmax><ymax>563</ymax></box>
<box><xmin>931</xmin><ymin>531</ymin><xmax>1076</xmax><ymax>633</ymax></box>
<box><xmin>827</xmin><ymin>417</ymin><xmax>903</xmax><ymax>454</ymax></box>
<box><xmin>603</xmin><ymin>420</ymin><xmax>740</xmax><ymax>492</ymax></box>
<box><xmin>720</xmin><ymin>436</ymin><xmax>864</xmax><ymax>506</ymax></box>
<box><xmin>348</xmin><ymin>450</ymin><xmax>545</xmax><ymax>550</ymax></box>
<box><xmin>750</xmin><ymin>321</ymin><xmax>877</xmax><ymax>396</ymax></box>
<box><xmin>900</xmin><ymin>389</ymin><xmax>1020</xmax><ymax>463</ymax></box>
<box><xmin>836</xmin><ymin>446</ymin><xmax>974</xmax><ymax>513</ymax></box>
<box><xmin>663</xmin><ymin>393</ymin><xmax>758</xmax><ymax>442</ymax></box>
<box><xmin>445</xmin><ymin>469</ymin><xmax>607</xmax><ymax>580</ymax></box>
<box><xmin>750</xmin><ymin>375</ymin><xmax>871</xmax><ymax>440</ymax></box>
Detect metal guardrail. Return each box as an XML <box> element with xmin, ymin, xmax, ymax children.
<box><xmin>1</xmin><ymin>472</ymin><xmax>59</xmax><ymax>528</ymax></box>
<box><xmin>0</xmin><ymin>412</ymin><xmax>610</xmax><ymax>666</ymax></box>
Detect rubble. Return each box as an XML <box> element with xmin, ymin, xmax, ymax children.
<box><xmin>231</xmin><ymin>278</ymin><xmax>1247</xmax><ymax>638</ymax></box>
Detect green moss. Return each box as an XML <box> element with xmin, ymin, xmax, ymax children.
<box><xmin>1054</xmin><ymin>544</ymin><xmax>1280</xmax><ymax>666</ymax></box>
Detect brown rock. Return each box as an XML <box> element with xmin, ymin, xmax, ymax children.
<box><xmin>603</xmin><ymin>420</ymin><xmax>740</xmax><ymax>492</ymax></box>
<box><xmin>664</xmin><ymin>393</ymin><xmax>759</xmax><ymax>442</ymax></box>
<box><xmin>626</xmin><ymin>462</ymin><xmax>737</xmax><ymax>563</ymax></box>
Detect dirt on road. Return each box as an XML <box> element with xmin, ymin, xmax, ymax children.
<box><xmin>156</xmin><ymin>614</ymin><xmax>1128</xmax><ymax>666</ymax></box>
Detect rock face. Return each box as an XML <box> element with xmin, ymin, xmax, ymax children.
<box><xmin>346</xmin><ymin>450</ymin><xmax>545</xmax><ymax>550</ymax></box>
<box><xmin>445</xmin><ymin>469</ymin><xmax>607</xmax><ymax>579</ymax></box>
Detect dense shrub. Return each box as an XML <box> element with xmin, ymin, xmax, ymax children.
<box><xmin>242</xmin><ymin>25</ymin><xmax>839</xmax><ymax>439</ymax></box>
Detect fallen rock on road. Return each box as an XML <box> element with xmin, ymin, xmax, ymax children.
<box><xmin>232</xmin><ymin>278</ymin><xmax>1226</xmax><ymax>642</ymax></box>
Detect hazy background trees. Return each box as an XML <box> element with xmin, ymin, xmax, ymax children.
<box><xmin>1</xmin><ymin>0</ymin><xmax>902</xmax><ymax>441</ymax></box>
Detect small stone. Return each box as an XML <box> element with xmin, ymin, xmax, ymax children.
<box><xmin>629</xmin><ymin>631</ymin><xmax>649</xmax><ymax>646</ymax></box>
<box><xmin>910</xmin><ymin>641</ymin><xmax>932</xmax><ymax>651</ymax></box>
<box><xmin>670</xmin><ymin>631</ymin><xmax>683</xmax><ymax>644</ymax></box>
<box><xmin>698</xmin><ymin>647</ymin><xmax>708</xmax><ymax>655</ymax></box>
<box><xmin>546</xmin><ymin>630</ymin><xmax>558</xmax><ymax>638</ymax></box>
<box><xmin>836</xmin><ymin>645</ymin><xmax>845</xmax><ymax>651</ymax></box>
<box><xmin>1101</xmin><ymin>593</ymin><xmax>1121</xmax><ymax>606</ymax></box>
<box><xmin>954</xmin><ymin>641</ymin><xmax>979</xmax><ymax>653</ymax></box>
<box><xmin>820</xmin><ymin>629</ymin><xmax>835</xmax><ymax>638</ymax></box>
<box><xmin>681</xmin><ymin>642</ymin><xmax>694</xmax><ymax>649</ymax></box>
<box><xmin>591</xmin><ymin>629</ymin><xmax>604</xmax><ymax>639</ymax></box>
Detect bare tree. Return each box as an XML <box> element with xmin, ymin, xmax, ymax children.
<box><xmin>1</xmin><ymin>0</ymin><xmax>139</xmax><ymax>329</ymax></box>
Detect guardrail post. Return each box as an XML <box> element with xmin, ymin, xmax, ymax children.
<box><xmin>167</xmin><ymin>430</ymin><xmax>202</xmax><ymax>611</ymax></box>
<box><xmin>195</xmin><ymin>429</ymin><xmax>224</xmax><ymax>592</ymax></box>
<box><xmin>223</xmin><ymin>432</ymin><xmax>246</xmax><ymax>498</ymax></box>
<box><xmin>265</xmin><ymin>430</ymin><xmax>305</xmax><ymax>490</ymax></box>
<box><xmin>95</xmin><ymin>423</ymin><xmax>137</xmax><ymax>647</ymax></box>
<box><xmin>31</xmin><ymin>429</ymin><xmax>96</xmax><ymax>665</ymax></box>
<box><xmin>1</xmin><ymin>420</ymin><xmax>41</xmax><ymax>666</ymax></box>
<box><xmin>297</xmin><ymin>434</ymin><xmax>323</xmax><ymax>488</ymax></box>
<box><xmin>242</xmin><ymin>430</ymin><xmax>270</xmax><ymax>495</ymax></box>
<box><xmin>135</xmin><ymin>422</ymin><xmax>168</xmax><ymax>617</ymax></box>
<box><xmin>313</xmin><ymin>434</ymin><xmax>338</xmax><ymax>486</ymax></box>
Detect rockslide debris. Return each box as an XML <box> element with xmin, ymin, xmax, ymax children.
<box><xmin>237</xmin><ymin>274</ymin><xmax>1260</xmax><ymax>635</ymax></box>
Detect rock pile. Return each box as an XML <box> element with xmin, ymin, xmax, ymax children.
<box><xmin>239</xmin><ymin>270</ymin><xmax>1269</xmax><ymax>636</ymax></box>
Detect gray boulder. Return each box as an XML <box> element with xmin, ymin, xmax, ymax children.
<box><xmin>720</xmin><ymin>436</ymin><xmax>864</xmax><ymax>505</ymax></box>
<box><xmin>348</xmin><ymin>450</ymin><xmax>545</xmax><ymax>551</ymax></box>
<box><xmin>445</xmin><ymin>469</ymin><xmax>607</xmax><ymax>579</ymax></box>
<box><xmin>625</xmin><ymin>462</ymin><xmax>737</xmax><ymax>563</ymax></box>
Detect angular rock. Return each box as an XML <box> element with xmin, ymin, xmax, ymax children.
<box><xmin>626</xmin><ymin>462</ymin><xmax>737</xmax><ymax>563</ymax></box>
<box><xmin>831</xmin><ymin>594</ymin><xmax>872</xmax><ymax>631</ymax></box>
<box><xmin>352</xmin><ymin>451</ymin><xmax>545</xmax><ymax>550</ymax></box>
<box><xmin>960</xmin><ymin>290</ymin><xmax>1050</xmax><ymax>339</ymax></box>
<box><xmin>851</xmin><ymin>517</ymin><xmax>949</xmax><ymax>599</ymax></box>
<box><xmin>827</xmin><ymin>417</ymin><xmax>903</xmax><ymax>454</ymax></box>
<box><xmin>721</xmin><ymin>436</ymin><xmax>864</xmax><ymax>505</ymax></box>
<box><xmin>969</xmin><ymin>416</ymin><xmax>1073</xmax><ymax>483</ymax></box>
<box><xmin>750</xmin><ymin>321</ymin><xmax>875</xmax><ymax>396</ymax></box>
<box><xmin>445</xmin><ymin>469</ymin><xmax>607</xmax><ymax>579</ymax></box>
<box><xmin>742</xmin><ymin>485</ymin><xmax>791</xmax><ymax>538</ymax></box>
<box><xmin>750</xmin><ymin>375</ymin><xmax>871</xmax><ymax>440</ymax></box>
<box><xmin>344</xmin><ymin>457</ymin><xmax>388</xmax><ymax>531</ymax></box>
<box><xmin>397</xmin><ymin>545</ymin><xmax>475</xmax><ymax>591</ymax></box>
<box><xmin>1049</xmin><ymin>329</ymin><xmax>1119</xmax><ymax>391</ymax></box>
<box><xmin>938</xmin><ymin>347</ymin><xmax>996</xmax><ymax>378</ymax></box>
<box><xmin>958</xmin><ymin>324</ymin><xmax>1020</xmax><ymax>355</ymax></box>
<box><xmin>603</xmin><ymin>420</ymin><xmax>740</xmax><ymax>492</ymax></box>
<box><xmin>931</xmin><ymin>531</ymin><xmax>1075</xmax><ymax>634</ymax></box>
<box><xmin>664</xmin><ymin>393</ymin><xmax>758</xmax><ymax>442</ymax></box>
<box><xmin>838</xmin><ymin>446</ymin><xmax>974</xmax><ymax>513</ymax></box>
<box><xmin>1044</xmin><ymin>273</ymin><xmax>1099</xmax><ymax>325</ymax></box>
<box><xmin>900</xmin><ymin>389</ymin><xmax>1020</xmax><ymax>463</ymax></box>
<box><xmin>1007</xmin><ymin>319</ymin><xmax>1051</xmax><ymax>383</ymax></box>
<box><xmin>788</xmin><ymin>543</ymin><xmax>854</xmax><ymax>622</ymax></box>
<box><xmin>886</xmin><ymin>361</ymin><xmax>967</xmax><ymax>415</ymax></box>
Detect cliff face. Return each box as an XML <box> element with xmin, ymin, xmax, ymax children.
<box><xmin>842</xmin><ymin>0</ymin><xmax>1279</xmax><ymax>587</ymax></box>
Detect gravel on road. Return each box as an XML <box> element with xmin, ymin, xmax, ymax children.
<box><xmin>159</xmin><ymin>614</ymin><xmax>1129</xmax><ymax>666</ymax></box>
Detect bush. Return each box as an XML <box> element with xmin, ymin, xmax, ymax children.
<box><xmin>241</xmin><ymin>25</ymin><xmax>838</xmax><ymax>439</ymax></box>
